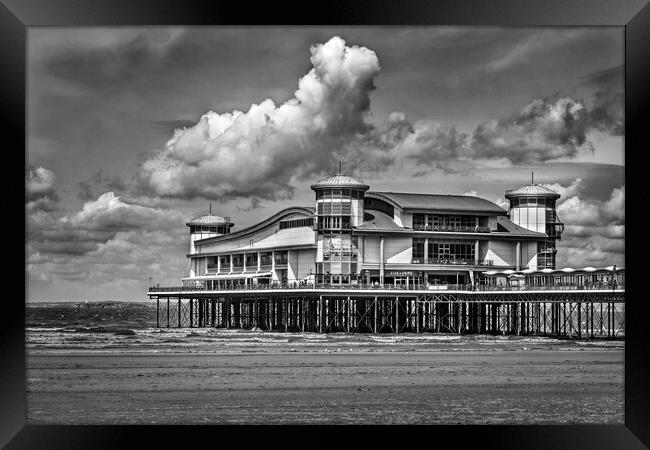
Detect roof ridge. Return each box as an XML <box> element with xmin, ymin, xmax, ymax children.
<box><xmin>372</xmin><ymin>191</ymin><xmax>476</xmax><ymax>197</ymax></box>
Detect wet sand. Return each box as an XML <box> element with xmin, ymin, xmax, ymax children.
<box><xmin>26</xmin><ymin>348</ymin><xmax>623</xmax><ymax>424</ymax></box>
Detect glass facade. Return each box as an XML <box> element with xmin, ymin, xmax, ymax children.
<box><xmin>314</xmin><ymin>184</ymin><xmax>365</xmax><ymax>284</ymax></box>
<box><xmin>412</xmin><ymin>213</ymin><xmax>488</xmax><ymax>232</ymax></box>
<box><xmin>412</xmin><ymin>238</ymin><xmax>475</xmax><ymax>264</ymax></box>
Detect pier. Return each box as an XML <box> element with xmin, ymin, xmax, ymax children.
<box><xmin>149</xmin><ymin>285</ymin><xmax>624</xmax><ymax>338</ymax></box>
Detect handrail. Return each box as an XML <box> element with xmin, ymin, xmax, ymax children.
<box><xmin>148</xmin><ymin>283</ymin><xmax>624</xmax><ymax>293</ymax></box>
<box><xmin>412</xmin><ymin>225</ymin><xmax>491</xmax><ymax>233</ymax></box>
<box><xmin>410</xmin><ymin>258</ymin><xmax>494</xmax><ymax>266</ymax></box>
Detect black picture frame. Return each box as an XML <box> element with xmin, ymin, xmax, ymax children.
<box><xmin>4</xmin><ymin>0</ymin><xmax>648</xmax><ymax>448</ymax></box>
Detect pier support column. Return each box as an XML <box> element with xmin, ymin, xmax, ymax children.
<box><xmin>395</xmin><ymin>297</ymin><xmax>399</xmax><ymax>333</ymax></box>
<box><xmin>319</xmin><ymin>296</ymin><xmax>323</xmax><ymax>333</ymax></box>
<box><xmin>374</xmin><ymin>297</ymin><xmax>378</xmax><ymax>333</ymax></box>
<box><xmin>346</xmin><ymin>296</ymin><xmax>351</xmax><ymax>333</ymax></box>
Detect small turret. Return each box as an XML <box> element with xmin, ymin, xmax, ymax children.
<box><xmin>186</xmin><ymin>205</ymin><xmax>234</xmax><ymax>254</ymax></box>
<box><xmin>505</xmin><ymin>174</ymin><xmax>564</xmax><ymax>269</ymax></box>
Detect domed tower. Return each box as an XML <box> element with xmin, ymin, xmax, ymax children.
<box><xmin>186</xmin><ymin>206</ymin><xmax>234</xmax><ymax>254</ymax></box>
<box><xmin>505</xmin><ymin>180</ymin><xmax>564</xmax><ymax>269</ymax></box>
<box><xmin>310</xmin><ymin>167</ymin><xmax>369</xmax><ymax>285</ymax></box>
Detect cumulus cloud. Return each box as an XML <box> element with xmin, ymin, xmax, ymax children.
<box><xmin>557</xmin><ymin>185</ymin><xmax>624</xmax><ymax>227</ymax></box>
<box><xmin>140</xmin><ymin>36</ymin><xmax>381</xmax><ymax>201</ymax></box>
<box><xmin>28</xmin><ymin>191</ymin><xmax>189</xmax><ymax>288</ymax></box>
<box><xmin>29</xmin><ymin>192</ymin><xmax>185</xmax><ymax>257</ymax></box>
<box><xmin>554</xmin><ymin>183</ymin><xmax>624</xmax><ymax>268</ymax></box>
<box><xmin>26</xmin><ymin>166</ymin><xmax>59</xmax><ymax>212</ymax></box>
<box><xmin>542</xmin><ymin>178</ymin><xmax>584</xmax><ymax>203</ymax></box>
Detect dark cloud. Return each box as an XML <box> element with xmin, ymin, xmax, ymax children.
<box><xmin>78</xmin><ymin>170</ymin><xmax>128</xmax><ymax>201</ymax></box>
<box><xmin>580</xmin><ymin>65</ymin><xmax>624</xmax><ymax>136</ymax></box>
<box><xmin>149</xmin><ymin>119</ymin><xmax>200</xmax><ymax>133</ymax></box>
<box><xmin>468</xmin><ymin>96</ymin><xmax>594</xmax><ymax>164</ymax></box>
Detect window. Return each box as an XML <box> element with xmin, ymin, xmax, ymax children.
<box><xmin>260</xmin><ymin>252</ymin><xmax>273</xmax><ymax>266</ymax></box>
<box><xmin>232</xmin><ymin>254</ymin><xmax>244</xmax><ymax>268</ymax></box>
<box><xmin>316</xmin><ymin>190</ymin><xmax>323</xmax><ymax>200</ymax></box>
<box><xmin>274</xmin><ymin>251</ymin><xmax>288</xmax><ymax>265</ymax></box>
<box><xmin>245</xmin><ymin>253</ymin><xmax>258</xmax><ymax>267</ymax></box>
<box><xmin>537</xmin><ymin>241</ymin><xmax>556</xmax><ymax>269</ymax></box>
<box><xmin>279</xmin><ymin>218</ymin><xmax>314</xmax><ymax>230</ymax></box>
<box><xmin>413</xmin><ymin>213</ymin><xmax>426</xmax><ymax>230</ymax></box>
<box><xmin>412</xmin><ymin>238</ymin><xmax>425</xmax><ymax>262</ymax></box>
<box><xmin>429</xmin><ymin>240</ymin><xmax>474</xmax><ymax>263</ymax></box>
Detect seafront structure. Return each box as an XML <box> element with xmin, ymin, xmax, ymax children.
<box><xmin>148</xmin><ymin>171</ymin><xmax>625</xmax><ymax>338</ymax></box>
<box><xmin>181</xmin><ymin>171</ymin><xmax>568</xmax><ymax>289</ymax></box>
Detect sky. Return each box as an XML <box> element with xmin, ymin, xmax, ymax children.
<box><xmin>26</xmin><ymin>27</ymin><xmax>625</xmax><ymax>301</ymax></box>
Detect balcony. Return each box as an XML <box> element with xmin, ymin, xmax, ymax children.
<box><xmin>410</xmin><ymin>258</ymin><xmax>494</xmax><ymax>266</ymax></box>
<box><xmin>412</xmin><ymin>225</ymin><xmax>491</xmax><ymax>233</ymax></box>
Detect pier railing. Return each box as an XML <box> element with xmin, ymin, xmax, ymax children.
<box><xmin>148</xmin><ymin>282</ymin><xmax>624</xmax><ymax>293</ymax></box>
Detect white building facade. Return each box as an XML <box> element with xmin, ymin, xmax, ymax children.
<box><xmin>181</xmin><ymin>173</ymin><xmax>564</xmax><ymax>289</ymax></box>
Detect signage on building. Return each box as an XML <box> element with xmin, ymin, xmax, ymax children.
<box><xmin>386</xmin><ymin>271</ymin><xmax>415</xmax><ymax>276</ymax></box>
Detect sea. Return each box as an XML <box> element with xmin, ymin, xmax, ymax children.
<box><xmin>25</xmin><ymin>301</ymin><xmax>624</xmax><ymax>354</ymax></box>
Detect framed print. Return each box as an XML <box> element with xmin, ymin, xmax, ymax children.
<box><xmin>4</xmin><ymin>0</ymin><xmax>649</xmax><ymax>447</ymax></box>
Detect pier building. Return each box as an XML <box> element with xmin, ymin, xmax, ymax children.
<box><xmin>149</xmin><ymin>171</ymin><xmax>624</xmax><ymax>338</ymax></box>
<box><xmin>182</xmin><ymin>171</ymin><xmax>565</xmax><ymax>289</ymax></box>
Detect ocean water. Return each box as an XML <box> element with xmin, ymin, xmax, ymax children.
<box><xmin>26</xmin><ymin>301</ymin><xmax>624</xmax><ymax>354</ymax></box>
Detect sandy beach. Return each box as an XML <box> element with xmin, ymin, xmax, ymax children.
<box><xmin>26</xmin><ymin>347</ymin><xmax>623</xmax><ymax>424</ymax></box>
<box><xmin>25</xmin><ymin>303</ymin><xmax>624</xmax><ymax>424</ymax></box>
